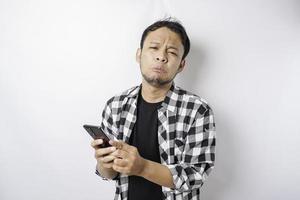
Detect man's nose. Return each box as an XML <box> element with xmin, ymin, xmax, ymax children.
<box><xmin>155</xmin><ymin>52</ymin><xmax>168</xmax><ymax>63</ymax></box>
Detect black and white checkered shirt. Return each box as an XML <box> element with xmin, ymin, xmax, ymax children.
<box><xmin>95</xmin><ymin>82</ymin><xmax>216</xmax><ymax>200</ymax></box>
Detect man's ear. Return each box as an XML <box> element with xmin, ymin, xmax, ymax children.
<box><xmin>177</xmin><ymin>59</ymin><xmax>186</xmax><ymax>73</ymax></box>
<box><xmin>136</xmin><ymin>48</ymin><xmax>141</xmax><ymax>64</ymax></box>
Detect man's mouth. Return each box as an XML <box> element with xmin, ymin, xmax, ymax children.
<box><xmin>152</xmin><ymin>66</ymin><xmax>166</xmax><ymax>73</ymax></box>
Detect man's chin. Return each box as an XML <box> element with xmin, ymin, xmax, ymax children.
<box><xmin>144</xmin><ymin>78</ymin><xmax>172</xmax><ymax>87</ymax></box>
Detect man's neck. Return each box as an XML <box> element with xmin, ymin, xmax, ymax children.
<box><xmin>141</xmin><ymin>79</ymin><xmax>172</xmax><ymax>103</ymax></box>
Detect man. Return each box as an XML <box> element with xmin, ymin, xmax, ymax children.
<box><xmin>91</xmin><ymin>18</ymin><xmax>216</xmax><ymax>200</ymax></box>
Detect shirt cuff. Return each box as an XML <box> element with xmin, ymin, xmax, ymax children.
<box><xmin>166</xmin><ymin>164</ymin><xmax>189</xmax><ymax>192</ymax></box>
<box><xmin>165</xmin><ymin>163</ymin><xmax>204</xmax><ymax>193</ymax></box>
<box><xmin>95</xmin><ymin>168</ymin><xmax>119</xmax><ymax>181</ymax></box>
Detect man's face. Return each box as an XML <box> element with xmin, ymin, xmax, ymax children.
<box><xmin>136</xmin><ymin>27</ymin><xmax>186</xmax><ymax>87</ymax></box>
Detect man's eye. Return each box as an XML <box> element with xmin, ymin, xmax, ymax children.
<box><xmin>150</xmin><ymin>47</ymin><xmax>158</xmax><ymax>49</ymax></box>
<box><xmin>168</xmin><ymin>52</ymin><xmax>177</xmax><ymax>56</ymax></box>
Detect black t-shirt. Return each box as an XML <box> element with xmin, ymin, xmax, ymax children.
<box><xmin>128</xmin><ymin>89</ymin><xmax>164</xmax><ymax>200</ymax></box>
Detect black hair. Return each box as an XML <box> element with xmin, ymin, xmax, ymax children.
<box><xmin>140</xmin><ymin>17</ymin><xmax>190</xmax><ymax>60</ymax></box>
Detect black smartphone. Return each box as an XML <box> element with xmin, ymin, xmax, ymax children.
<box><xmin>83</xmin><ymin>124</ymin><xmax>112</xmax><ymax>148</ymax></box>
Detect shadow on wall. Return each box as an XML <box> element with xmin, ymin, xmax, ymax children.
<box><xmin>176</xmin><ymin>43</ymin><xmax>205</xmax><ymax>93</ymax></box>
<box><xmin>177</xmin><ymin>43</ymin><xmax>239</xmax><ymax>199</ymax></box>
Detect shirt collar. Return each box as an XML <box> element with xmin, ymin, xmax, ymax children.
<box><xmin>126</xmin><ymin>81</ymin><xmax>179</xmax><ymax>113</ymax></box>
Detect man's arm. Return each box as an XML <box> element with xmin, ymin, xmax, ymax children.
<box><xmin>93</xmin><ymin>98</ymin><xmax>120</xmax><ymax>181</ymax></box>
<box><xmin>110</xmin><ymin>140</ymin><xmax>175</xmax><ymax>188</ymax></box>
<box><xmin>163</xmin><ymin>106</ymin><xmax>216</xmax><ymax>192</ymax></box>
<box><xmin>110</xmin><ymin>105</ymin><xmax>216</xmax><ymax>192</ymax></box>
<box><xmin>140</xmin><ymin>159</ymin><xmax>175</xmax><ymax>189</ymax></box>
<box><xmin>96</xmin><ymin>160</ymin><xmax>118</xmax><ymax>180</ymax></box>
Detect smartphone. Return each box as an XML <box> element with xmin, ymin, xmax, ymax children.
<box><xmin>83</xmin><ymin>124</ymin><xmax>112</xmax><ymax>148</ymax></box>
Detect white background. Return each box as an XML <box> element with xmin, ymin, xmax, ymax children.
<box><xmin>1</xmin><ymin>0</ymin><xmax>299</xmax><ymax>199</ymax></box>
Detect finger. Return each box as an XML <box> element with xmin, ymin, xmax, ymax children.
<box><xmin>112</xmin><ymin>164</ymin><xmax>127</xmax><ymax>174</ymax></box>
<box><xmin>102</xmin><ymin>162</ymin><xmax>114</xmax><ymax>169</ymax></box>
<box><xmin>113</xmin><ymin>158</ymin><xmax>128</xmax><ymax>167</ymax></box>
<box><xmin>91</xmin><ymin>139</ymin><xmax>103</xmax><ymax>149</ymax></box>
<box><xmin>110</xmin><ymin>140</ymin><xmax>122</xmax><ymax>149</ymax></box>
<box><xmin>111</xmin><ymin>149</ymin><xmax>128</xmax><ymax>159</ymax></box>
<box><xmin>110</xmin><ymin>140</ymin><xmax>132</xmax><ymax>152</ymax></box>
<box><xmin>95</xmin><ymin>146</ymin><xmax>116</xmax><ymax>158</ymax></box>
<box><xmin>101</xmin><ymin>155</ymin><xmax>116</xmax><ymax>163</ymax></box>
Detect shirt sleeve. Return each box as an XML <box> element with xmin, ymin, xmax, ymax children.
<box><xmin>94</xmin><ymin>99</ymin><xmax>120</xmax><ymax>181</ymax></box>
<box><xmin>165</xmin><ymin>105</ymin><xmax>216</xmax><ymax>192</ymax></box>
<box><xmin>95</xmin><ymin>167</ymin><xmax>120</xmax><ymax>181</ymax></box>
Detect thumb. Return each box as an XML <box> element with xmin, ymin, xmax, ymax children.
<box><xmin>110</xmin><ymin>140</ymin><xmax>130</xmax><ymax>151</ymax></box>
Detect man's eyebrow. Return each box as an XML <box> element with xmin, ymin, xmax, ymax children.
<box><xmin>167</xmin><ymin>46</ymin><xmax>179</xmax><ymax>51</ymax></box>
<box><xmin>149</xmin><ymin>42</ymin><xmax>179</xmax><ymax>51</ymax></box>
<box><xmin>150</xmin><ymin>42</ymin><xmax>160</xmax><ymax>45</ymax></box>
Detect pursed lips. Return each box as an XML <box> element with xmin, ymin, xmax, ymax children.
<box><xmin>152</xmin><ymin>66</ymin><xmax>166</xmax><ymax>73</ymax></box>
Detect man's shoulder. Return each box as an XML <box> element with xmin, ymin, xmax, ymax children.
<box><xmin>105</xmin><ymin>85</ymin><xmax>139</xmax><ymax>106</ymax></box>
<box><xmin>175</xmin><ymin>85</ymin><xmax>212</xmax><ymax>113</ymax></box>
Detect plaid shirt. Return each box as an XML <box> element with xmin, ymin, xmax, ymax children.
<box><xmin>95</xmin><ymin>82</ymin><xmax>216</xmax><ymax>200</ymax></box>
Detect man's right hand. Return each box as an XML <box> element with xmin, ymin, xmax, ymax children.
<box><xmin>91</xmin><ymin>139</ymin><xmax>117</xmax><ymax>169</ymax></box>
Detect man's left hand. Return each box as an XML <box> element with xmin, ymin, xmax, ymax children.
<box><xmin>109</xmin><ymin>140</ymin><xmax>146</xmax><ymax>176</ymax></box>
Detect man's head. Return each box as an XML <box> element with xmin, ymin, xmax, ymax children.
<box><xmin>140</xmin><ymin>18</ymin><xmax>190</xmax><ymax>60</ymax></box>
<box><xmin>136</xmin><ymin>18</ymin><xmax>191</xmax><ymax>87</ymax></box>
